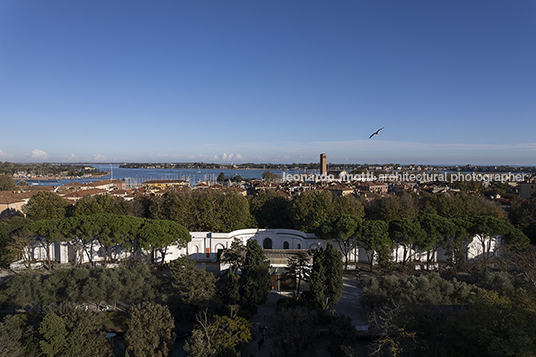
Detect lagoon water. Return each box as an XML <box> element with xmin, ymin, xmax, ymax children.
<box><xmin>26</xmin><ymin>164</ymin><xmax>310</xmax><ymax>187</ymax></box>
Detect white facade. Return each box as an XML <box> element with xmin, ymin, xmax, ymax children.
<box><xmin>156</xmin><ymin>229</ymin><xmax>324</xmax><ymax>264</ymax></box>
<box><xmin>10</xmin><ymin>229</ymin><xmax>503</xmax><ymax>269</ymax></box>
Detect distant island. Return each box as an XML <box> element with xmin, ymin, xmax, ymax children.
<box><xmin>119</xmin><ymin>162</ymin><xmax>536</xmax><ymax>173</ymax></box>
<box><xmin>0</xmin><ymin>162</ymin><xmax>109</xmax><ymax>179</ymax></box>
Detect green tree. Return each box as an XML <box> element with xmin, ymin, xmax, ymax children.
<box><xmin>467</xmin><ymin>216</ymin><xmax>510</xmax><ymax>263</ymax></box>
<box><xmin>0</xmin><ymin>314</ymin><xmax>32</xmax><ymax>357</ymax></box>
<box><xmin>0</xmin><ymin>174</ymin><xmax>18</xmax><ymax>191</ymax></box>
<box><xmin>139</xmin><ymin>218</ymin><xmax>191</xmax><ymax>265</ymax></box>
<box><xmin>241</xmin><ymin>239</ymin><xmax>270</xmax><ymax>307</ymax></box>
<box><xmin>153</xmin><ymin>191</ymin><xmax>195</xmax><ymax>230</ymax></box>
<box><xmin>125</xmin><ymin>302</ymin><xmax>175</xmax><ymax>357</ymax></box>
<box><xmin>456</xmin><ymin>192</ymin><xmax>504</xmax><ymax>218</ymax></box>
<box><xmin>5</xmin><ymin>229</ymin><xmax>35</xmax><ymax>269</ymax></box>
<box><xmin>309</xmin><ymin>242</ymin><xmax>343</xmax><ymax>309</ymax></box>
<box><xmin>332</xmin><ymin>194</ymin><xmax>365</xmax><ymax>218</ymax></box>
<box><xmin>23</xmin><ymin>191</ymin><xmax>68</xmax><ymax>221</ymax></box>
<box><xmin>268</xmin><ymin>307</ymin><xmax>319</xmax><ymax>357</ymax></box>
<box><xmin>39</xmin><ymin>313</ymin><xmax>68</xmax><ymax>357</ymax></box>
<box><xmin>376</xmin><ymin>242</ymin><xmax>395</xmax><ymax>275</ymax></box>
<box><xmin>262</xmin><ymin>170</ymin><xmax>280</xmax><ymax>182</ymax></box>
<box><xmin>43</xmin><ymin>304</ymin><xmax>113</xmax><ymax>357</ymax></box>
<box><xmin>368</xmin><ymin>193</ymin><xmax>418</xmax><ymax>222</ymax></box>
<box><xmin>61</xmin><ymin>215</ymin><xmax>102</xmax><ymax>266</ymax></box>
<box><xmin>419</xmin><ymin>192</ymin><xmax>461</xmax><ymax>218</ymax></box>
<box><xmin>362</xmin><ymin>273</ymin><xmax>485</xmax><ymax>307</ymax></box>
<box><xmin>25</xmin><ymin>218</ymin><xmax>64</xmax><ymax>269</ymax></box>
<box><xmin>220</xmin><ymin>238</ymin><xmax>247</xmax><ymax>271</ymax></box>
<box><xmin>217</xmin><ymin>172</ymin><xmax>226</xmax><ymax>183</ymax></box>
<box><xmin>282</xmin><ymin>251</ymin><xmax>312</xmax><ymax>297</ymax></box>
<box><xmin>289</xmin><ymin>190</ymin><xmax>333</xmax><ymax>233</ymax></box>
<box><xmin>116</xmin><ymin>215</ymin><xmax>145</xmax><ymax>262</ymax></box>
<box><xmin>170</xmin><ymin>255</ymin><xmax>216</xmax><ymax>309</ymax></box>
<box><xmin>88</xmin><ymin>214</ymin><xmax>129</xmax><ymax>267</ymax></box>
<box><xmin>359</xmin><ymin>220</ymin><xmax>390</xmax><ymax>272</ymax></box>
<box><xmin>389</xmin><ymin>217</ymin><xmax>425</xmax><ymax>266</ymax></box>
<box><xmin>64</xmin><ymin>214</ymin><xmax>145</xmax><ymax>265</ymax></box>
<box><xmin>0</xmin><ymin>270</ymin><xmax>44</xmax><ymax>309</ymax></box>
<box><xmin>417</xmin><ymin>214</ymin><xmax>456</xmax><ymax>267</ymax></box>
<box><xmin>443</xmin><ymin>217</ymin><xmax>472</xmax><ymax>273</ymax></box>
<box><xmin>316</xmin><ymin>214</ymin><xmax>361</xmax><ymax>270</ymax></box>
<box><xmin>74</xmin><ymin>194</ymin><xmax>130</xmax><ymax>216</ymax></box>
<box><xmin>185</xmin><ymin>309</ymin><xmax>252</xmax><ymax>357</ymax></box>
<box><xmin>191</xmin><ymin>190</ymin><xmax>219</xmax><ymax>231</ymax></box>
<box><xmin>0</xmin><ymin>216</ymin><xmax>32</xmax><ymax>267</ymax></box>
<box><xmin>214</xmin><ymin>189</ymin><xmax>253</xmax><ymax>232</ymax></box>
<box><xmin>184</xmin><ymin>329</ymin><xmax>217</xmax><ymax>357</ymax></box>
<box><xmin>209</xmin><ymin>314</ymin><xmax>251</xmax><ymax>350</ymax></box>
<box><xmin>508</xmin><ymin>196</ymin><xmax>536</xmax><ymax>232</ymax></box>
<box><xmin>250</xmin><ymin>189</ymin><xmax>292</xmax><ymax>229</ymax></box>
<box><xmin>223</xmin><ymin>268</ymin><xmax>241</xmax><ymax>306</ymax></box>
<box><xmin>369</xmin><ymin>287</ymin><xmax>536</xmax><ymax>357</ymax></box>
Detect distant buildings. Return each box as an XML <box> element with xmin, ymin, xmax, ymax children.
<box><xmin>142</xmin><ymin>179</ymin><xmax>189</xmax><ymax>190</ymax></box>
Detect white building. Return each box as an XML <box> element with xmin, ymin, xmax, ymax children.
<box><xmin>10</xmin><ymin>228</ymin><xmax>503</xmax><ymax>270</ymax></box>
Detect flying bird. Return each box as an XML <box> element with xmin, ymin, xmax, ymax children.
<box><xmin>368</xmin><ymin>127</ymin><xmax>384</xmax><ymax>139</ymax></box>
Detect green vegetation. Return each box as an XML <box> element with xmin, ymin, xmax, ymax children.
<box><xmin>0</xmin><ymin>162</ymin><xmax>107</xmax><ymax>177</ymax></box>
<box><xmin>310</xmin><ymin>242</ymin><xmax>343</xmax><ymax>309</ymax></box>
<box><xmin>1</xmin><ymin>172</ymin><xmax>536</xmax><ymax>356</ymax></box>
<box><xmin>170</xmin><ymin>256</ymin><xmax>216</xmax><ymax>309</ymax></box>
<box><xmin>152</xmin><ymin>190</ymin><xmax>254</xmax><ymax>232</ymax></box>
<box><xmin>365</xmin><ymin>269</ymin><xmax>536</xmax><ymax>357</ymax></box>
<box><xmin>0</xmin><ymin>174</ymin><xmax>18</xmax><ymax>191</ymax></box>
<box><xmin>240</xmin><ymin>239</ymin><xmax>270</xmax><ymax>308</ymax></box>
<box><xmin>125</xmin><ymin>302</ymin><xmax>175</xmax><ymax>357</ymax></box>
<box><xmin>0</xmin><ymin>264</ymin><xmax>162</xmax><ymax>309</ymax></box>
<box><xmin>23</xmin><ymin>191</ymin><xmax>69</xmax><ymax>221</ymax></box>
<box><xmin>184</xmin><ymin>309</ymin><xmax>252</xmax><ymax>357</ymax></box>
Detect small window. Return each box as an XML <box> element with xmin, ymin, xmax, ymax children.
<box><xmin>283</xmin><ymin>241</ymin><xmax>289</xmax><ymax>249</ymax></box>
<box><xmin>297</xmin><ymin>244</ymin><xmax>301</xmax><ymax>249</ymax></box>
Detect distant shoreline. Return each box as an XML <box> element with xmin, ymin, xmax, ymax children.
<box><xmin>14</xmin><ymin>171</ymin><xmax>111</xmax><ymax>181</ymax></box>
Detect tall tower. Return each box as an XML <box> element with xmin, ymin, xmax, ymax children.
<box><xmin>320</xmin><ymin>153</ymin><xmax>327</xmax><ymax>175</ymax></box>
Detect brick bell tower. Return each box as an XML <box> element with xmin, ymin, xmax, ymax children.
<box><xmin>320</xmin><ymin>153</ymin><xmax>327</xmax><ymax>176</ymax></box>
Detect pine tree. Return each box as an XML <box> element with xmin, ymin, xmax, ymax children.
<box><xmin>240</xmin><ymin>240</ymin><xmax>269</xmax><ymax>307</ymax></box>
<box><xmin>283</xmin><ymin>251</ymin><xmax>312</xmax><ymax>297</ymax></box>
<box><xmin>125</xmin><ymin>302</ymin><xmax>175</xmax><ymax>357</ymax></box>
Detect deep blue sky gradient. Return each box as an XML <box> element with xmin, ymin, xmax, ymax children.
<box><xmin>1</xmin><ymin>0</ymin><xmax>535</xmax><ymax>165</ymax></box>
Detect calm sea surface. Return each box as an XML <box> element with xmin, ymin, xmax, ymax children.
<box><xmin>25</xmin><ymin>165</ymin><xmax>311</xmax><ymax>187</ymax></box>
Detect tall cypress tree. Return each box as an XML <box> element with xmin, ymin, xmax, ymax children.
<box><xmin>310</xmin><ymin>242</ymin><xmax>343</xmax><ymax>309</ymax></box>
<box><xmin>241</xmin><ymin>239</ymin><xmax>270</xmax><ymax>307</ymax></box>
<box><xmin>310</xmin><ymin>246</ymin><xmax>326</xmax><ymax>308</ymax></box>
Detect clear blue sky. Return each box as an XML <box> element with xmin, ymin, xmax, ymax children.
<box><xmin>1</xmin><ymin>0</ymin><xmax>535</xmax><ymax>165</ymax></box>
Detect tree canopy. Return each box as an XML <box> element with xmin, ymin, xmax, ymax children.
<box><xmin>240</xmin><ymin>239</ymin><xmax>270</xmax><ymax>307</ymax></box>
<box><xmin>0</xmin><ymin>174</ymin><xmax>18</xmax><ymax>191</ymax></box>
<box><xmin>23</xmin><ymin>191</ymin><xmax>68</xmax><ymax>221</ymax></box>
<box><xmin>309</xmin><ymin>242</ymin><xmax>343</xmax><ymax>309</ymax></box>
